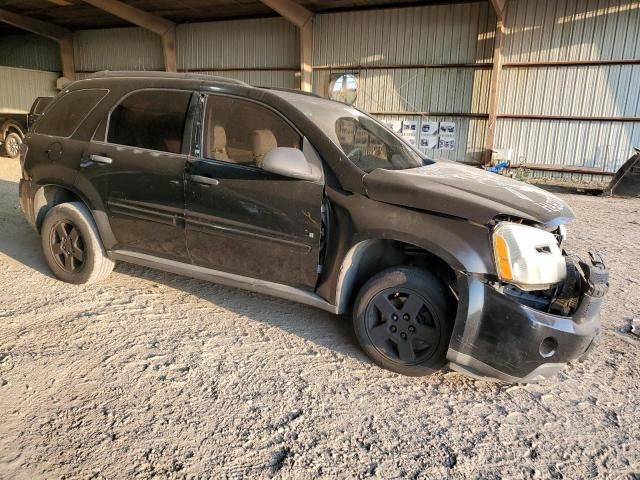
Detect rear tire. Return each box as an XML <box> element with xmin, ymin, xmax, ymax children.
<box><xmin>41</xmin><ymin>202</ymin><xmax>114</xmax><ymax>284</ymax></box>
<box><xmin>353</xmin><ymin>267</ymin><xmax>454</xmax><ymax>376</ymax></box>
<box><xmin>4</xmin><ymin>132</ymin><xmax>22</xmax><ymax>159</ymax></box>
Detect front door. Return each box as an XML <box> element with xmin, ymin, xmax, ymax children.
<box><xmin>82</xmin><ymin>89</ymin><xmax>194</xmax><ymax>261</ymax></box>
<box><xmin>185</xmin><ymin>94</ymin><xmax>324</xmax><ymax>289</ymax></box>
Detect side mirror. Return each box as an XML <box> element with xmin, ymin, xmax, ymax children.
<box><xmin>261</xmin><ymin>147</ymin><xmax>321</xmax><ymax>182</ymax></box>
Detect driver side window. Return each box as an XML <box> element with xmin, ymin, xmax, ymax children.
<box><xmin>203</xmin><ymin>95</ymin><xmax>301</xmax><ymax>168</ymax></box>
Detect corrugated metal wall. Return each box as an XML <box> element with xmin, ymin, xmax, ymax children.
<box><xmin>0</xmin><ymin>66</ymin><xmax>58</xmax><ymax>113</ymax></box>
<box><xmin>497</xmin><ymin>0</ymin><xmax>640</xmax><ymax>180</ymax></box>
<box><xmin>313</xmin><ymin>4</ymin><xmax>495</xmax><ymax>66</ymax></box>
<box><xmin>74</xmin><ymin>27</ymin><xmax>164</xmax><ymax>73</ymax></box>
<box><xmin>71</xmin><ymin>18</ymin><xmax>299</xmax><ymax>88</ymax></box>
<box><xmin>177</xmin><ymin>18</ymin><xmax>299</xmax><ymax>88</ymax></box>
<box><xmin>312</xmin><ymin>3</ymin><xmax>496</xmax><ymax>163</ymax></box>
<box><xmin>0</xmin><ymin>34</ymin><xmax>61</xmax><ymax>72</ymax></box>
<box><xmin>1</xmin><ymin>0</ymin><xmax>638</xmax><ymax>180</ymax></box>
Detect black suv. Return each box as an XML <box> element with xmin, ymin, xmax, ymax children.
<box><xmin>19</xmin><ymin>72</ymin><xmax>608</xmax><ymax>382</ymax></box>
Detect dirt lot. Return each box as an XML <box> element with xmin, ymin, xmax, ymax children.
<box><xmin>0</xmin><ymin>156</ymin><xmax>638</xmax><ymax>479</ymax></box>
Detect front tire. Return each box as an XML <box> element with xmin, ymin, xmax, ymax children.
<box><xmin>4</xmin><ymin>132</ymin><xmax>22</xmax><ymax>159</ymax></box>
<box><xmin>41</xmin><ymin>202</ymin><xmax>114</xmax><ymax>284</ymax></box>
<box><xmin>353</xmin><ymin>267</ymin><xmax>454</xmax><ymax>376</ymax></box>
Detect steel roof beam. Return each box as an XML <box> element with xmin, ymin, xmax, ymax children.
<box><xmin>259</xmin><ymin>0</ymin><xmax>312</xmax><ymax>29</ymax></box>
<box><xmin>0</xmin><ymin>8</ymin><xmax>76</xmax><ymax>81</ymax></box>
<box><xmin>260</xmin><ymin>0</ymin><xmax>314</xmax><ymax>92</ymax></box>
<box><xmin>0</xmin><ymin>8</ymin><xmax>69</xmax><ymax>40</ymax></box>
<box><xmin>490</xmin><ymin>0</ymin><xmax>506</xmax><ymax>19</ymax></box>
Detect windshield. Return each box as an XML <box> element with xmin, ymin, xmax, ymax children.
<box><xmin>270</xmin><ymin>91</ymin><xmax>427</xmax><ymax>173</ymax></box>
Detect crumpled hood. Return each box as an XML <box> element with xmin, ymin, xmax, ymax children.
<box><xmin>363</xmin><ymin>161</ymin><xmax>575</xmax><ymax>225</ymax></box>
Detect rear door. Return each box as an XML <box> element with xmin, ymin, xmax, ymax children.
<box><xmin>82</xmin><ymin>89</ymin><xmax>194</xmax><ymax>261</ymax></box>
<box><xmin>184</xmin><ymin>94</ymin><xmax>324</xmax><ymax>289</ymax></box>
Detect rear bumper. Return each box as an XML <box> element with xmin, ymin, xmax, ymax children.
<box><xmin>19</xmin><ymin>178</ymin><xmax>37</xmax><ymax>230</ymax></box>
<box><xmin>448</xmin><ymin>254</ymin><xmax>607</xmax><ymax>383</ymax></box>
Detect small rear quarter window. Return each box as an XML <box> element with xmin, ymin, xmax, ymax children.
<box><xmin>32</xmin><ymin>97</ymin><xmax>52</xmax><ymax>115</ymax></box>
<box><xmin>35</xmin><ymin>89</ymin><xmax>108</xmax><ymax>137</ymax></box>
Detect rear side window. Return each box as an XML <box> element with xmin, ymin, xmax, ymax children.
<box><xmin>107</xmin><ymin>90</ymin><xmax>191</xmax><ymax>154</ymax></box>
<box><xmin>35</xmin><ymin>89</ymin><xmax>108</xmax><ymax>137</ymax></box>
<box><xmin>32</xmin><ymin>97</ymin><xmax>52</xmax><ymax>115</ymax></box>
<box><xmin>33</xmin><ymin>97</ymin><xmax>53</xmax><ymax>115</ymax></box>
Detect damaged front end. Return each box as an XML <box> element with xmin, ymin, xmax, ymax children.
<box><xmin>504</xmin><ymin>253</ymin><xmax>608</xmax><ymax>318</ymax></box>
<box><xmin>447</xmin><ymin>220</ymin><xmax>609</xmax><ymax>383</ymax></box>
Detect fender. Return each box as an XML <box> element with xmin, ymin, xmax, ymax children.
<box><xmin>348</xmin><ymin>221</ymin><xmax>492</xmax><ymax>275</ymax></box>
<box><xmin>319</xmin><ymin>187</ymin><xmax>496</xmax><ymax>312</ymax></box>
<box><xmin>1</xmin><ymin>120</ymin><xmax>26</xmax><ymax>139</ymax></box>
<box><xmin>332</xmin><ymin>229</ymin><xmax>491</xmax><ymax>314</ymax></box>
<box><xmin>30</xmin><ymin>180</ymin><xmax>117</xmax><ymax>251</ymax></box>
<box><xmin>71</xmin><ymin>173</ymin><xmax>117</xmax><ymax>249</ymax></box>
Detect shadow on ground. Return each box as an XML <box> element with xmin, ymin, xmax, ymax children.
<box><xmin>0</xmin><ymin>178</ymin><xmax>54</xmax><ymax>278</ymax></box>
<box><xmin>114</xmin><ymin>260</ymin><xmax>367</xmax><ymax>365</ymax></box>
<box><xmin>0</xmin><ymin>172</ymin><xmax>367</xmax><ymax>365</ymax></box>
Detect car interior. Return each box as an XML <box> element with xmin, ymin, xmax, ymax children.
<box><xmin>203</xmin><ymin>96</ymin><xmax>299</xmax><ymax>167</ymax></box>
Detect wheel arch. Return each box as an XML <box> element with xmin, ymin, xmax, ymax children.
<box><xmin>32</xmin><ymin>183</ymin><xmax>116</xmax><ymax>249</ymax></box>
<box><xmin>34</xmin><ymin>184</ymin><xmax>76</xmax><ymax>232</ymax></box>
<box><xmin>334</xmin><ymin>238</ymin><xmax>460</xmax><ymax>315</ymax></box>
<box><xmin>2</xmin><ymin>121</ymin><xmax>25</xmax><ymax>139</ymax></box>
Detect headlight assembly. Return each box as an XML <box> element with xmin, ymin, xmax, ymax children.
<box><xmin>493</xmin><ymin>222</ymin><xmax>567</xmax><ymax>291</ymax></box>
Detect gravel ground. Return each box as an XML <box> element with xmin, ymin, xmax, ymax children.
<box><xmin>0</xmin><ymin>157</ymin><xmax>638</xmax><ymax>479</ymax></box>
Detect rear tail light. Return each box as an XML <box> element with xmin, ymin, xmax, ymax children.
<box><xmin>20</xmin><ymin>143</ymin><xmax>30</xmax><ymax>179</ymax></box>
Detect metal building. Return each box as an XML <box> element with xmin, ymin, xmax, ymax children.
<box><xmin>0</xmin><ymin>0</ymin><xmax>638</xmax><ymax>183</ymax></box>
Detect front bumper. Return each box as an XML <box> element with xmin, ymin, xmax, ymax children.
<box><xmin>447</xmin><ymin>253</ymin><xmax>608</xmax><ymax>383</ymax></box>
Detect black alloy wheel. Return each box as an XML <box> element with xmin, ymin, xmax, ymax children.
<box><xmin>353</xmin><ymin>267</ymin><xmax>454</xmax><ymax>376</ymax></box>
<box><xmin>41</xmin><ymin>202</ymin><xmax>114</xmax><ymax>284</ymax></box>
<box><xmin>49</xmin><ymin>220</ymin><xmax>86</xmax><ymax>273</ymax></box>
<box><xmin>364</xmin><ymin>287</ymin><xmax>442</xmax><ymax>365</ymax></box>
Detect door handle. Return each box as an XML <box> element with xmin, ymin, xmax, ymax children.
<box><xmin>188</xmin><ymin>174</ymin><xmax>219</xmax><ymax>186</ymax></box>
<box><xmin>90</xmin><ymin>154</ymin><xmax>113</xmax><ymax>165</ymax></box>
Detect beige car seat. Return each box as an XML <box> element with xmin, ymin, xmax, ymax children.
<box><xmin>252</xmin><ymin>129</ymin><xmax>277</xmax><ymax>168</ymax></box>
<box><xmin>208</xmin><ymin>125</ymin><xmax>229</xmax><ymax>161</ymax></box>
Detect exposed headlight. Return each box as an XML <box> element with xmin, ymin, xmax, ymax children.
<box><xmin>492</xmin><ymin>222</ymin><xmax>567</xmax><ymax>291</ymax></box>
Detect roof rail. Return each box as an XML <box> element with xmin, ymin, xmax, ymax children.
<box><xmin>264</xmin><ymin>87</ymin><xmax>323</xmax><ymax>98</ymax></box>
<box><xmin>88</xmin><ymin>70</ymin><xmax>251</xmax><ymax>87</ymax></box>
